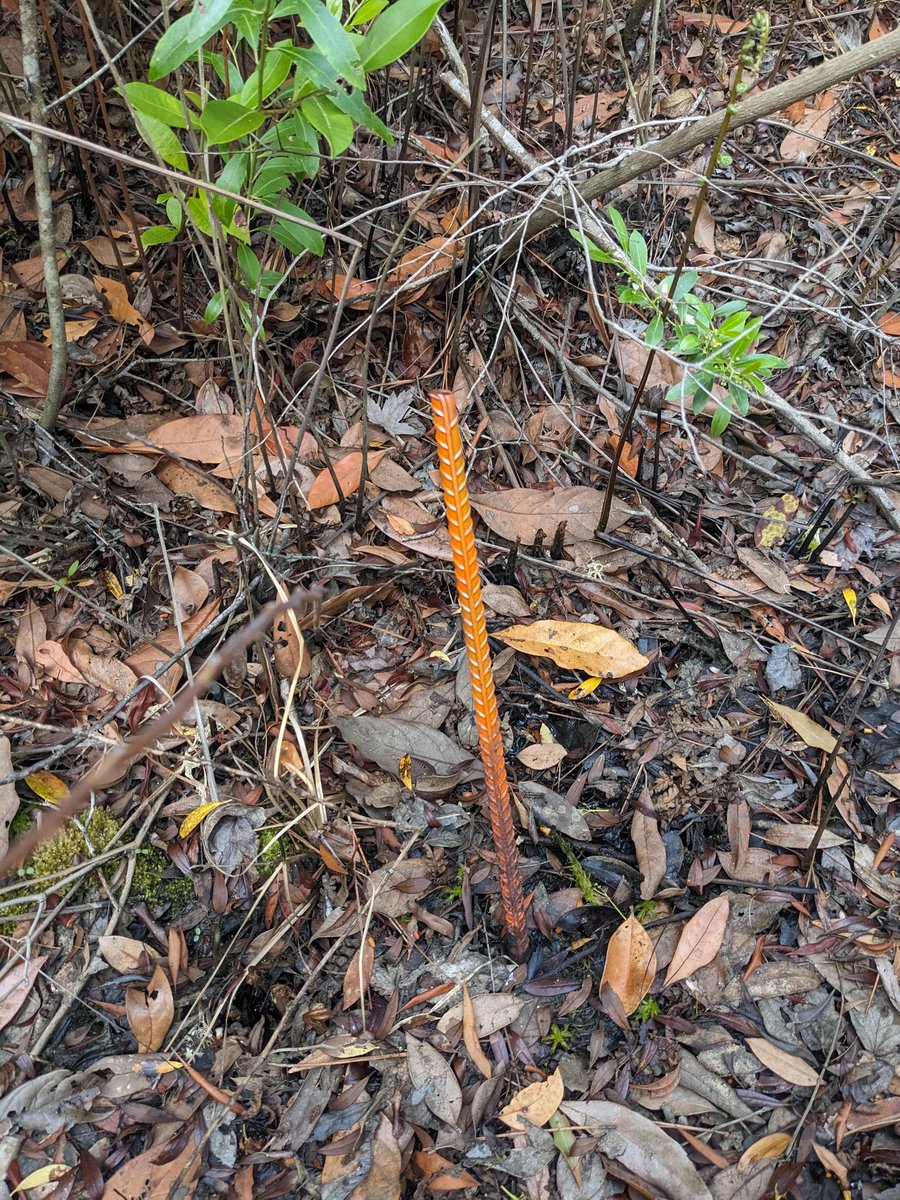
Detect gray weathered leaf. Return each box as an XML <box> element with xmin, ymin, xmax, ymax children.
<box><xmin>336</xmin><ymin>714</ymin><xmax>481</xmax><ymax>782</ymax></box>
<box><xmin>631</xmin><ymin>810</ymin><xmax>666</xmax><ymax>899</ymax></box>
<box><xmin>470</xmin><ymin>487</ymin><xmax>632</xmax><ymax>545</ymax></box>
<box><xmin>520</xmin><ymin>781</ymin><xmax>590</xmax><ymax>840</ymax></box>
<box><xmin>405</xmin><ymin>1034</ymin><xmax>462</xmax><ymax>1127</ymax></box>
<box><xmin>559</xmin><ymin>1101</ymin><xmax>713</xmax><ymax>1200</ymax></box>
<box><xmin>0</xmin><ymin>736</ymin><xmax>18</xmax><ymax>859</ymax></box>
<box><xmin>367</xmin><ymin>388</ymin><xmax>424</xmax><ymax>437</ymax></box>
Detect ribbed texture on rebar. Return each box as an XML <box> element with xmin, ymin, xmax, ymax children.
<box><xmin>429</xmin><ymin>389</ymin><xmax>529</xmax><ymax>961</ymax></box>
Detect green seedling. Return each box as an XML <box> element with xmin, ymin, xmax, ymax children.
<box><xmin>543</xmin><ymin>1022</ymin><xmax>574</xmax><ymax>1052</ymax></box>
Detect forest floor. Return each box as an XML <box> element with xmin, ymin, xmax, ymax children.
<box><xmin>0</xmin><ymin>1</ymin><xmax>899</xmax><ymax>1198</ymax></box>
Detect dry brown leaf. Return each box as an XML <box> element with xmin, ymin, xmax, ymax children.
<box><xmin>761</xmin><ymin>825</ymin><xmax>846</xmax><ymax>850</ymax></box>
<box><xmin>342</xmin><ymin>937</ymin><xmax>375</xmax><ymax>1010</ymax></box>
<box><xmin>516</xmin><ymin>740</ymin><xmax>567</xmax><ymax>770</ymax></box>
<box><xmin>125</xmin><ymin>599</ymin><xmax>220</xmax><ymax>693</ymax></box>
<box><xmin>125</xmin><ymin>964</ymin><xmax>174</xmax><ymax>1052</ymax></box>
<box><xmin>496</xmin><ymin>620</ymin><xmax>648</xmax><ymax>679</ymax></box>
<box><xmin>120</xmin><ymin>413</ymin><xmax>246</xmax><ymax>465</ymax></box>
<box><xmin>307</xmin><ymin>451</ymin><xmax>386</xmax><ymax>509</ymax></box>
<box><xmin>436</xmin><ymin>993</ymin><xmax>524</xmax><ymax>1037</ymax></box>
<box><xmin>746</xmin><ymin>1037</ymin><xmax>820</xmax><ymax>1087</ymax></box>
<box><xmin>664</xmin><ymin>895</ymin><xmax>730</xmax><ymax>987</ymax></box>
<box><xmin>93</xmin><ymin>274</ymin><xmax>153</xmax><ymax>342</ymax></box>
<box><xmin>412</xmin><ymin>1149</ymin><xmax>479</xmax><ymax>1191</ymax></box>
<box><xmin>764</xmin><ymin>699</ymin><xmax>837</xmax><ymax>752</ymax></box>
<box><xmin>812</xmin><ymin>1144</ymin><xmax>850</xmax><ymax>1189</ymax></box>
<box><xmin>462</xmin><ymin>984</ymin><xmax>492</xmax><ymax>1080</ymax></box>
<box><xmin>498</xmin><ymin>1067</ymin><xmax>564</xmax><ymax>1130</ymax></box>
<box><xmin>737</xmin><ymin>1131</ymin><xmax>793</xmax><ymax>1172</ymax></box>
<box><xmin>878</xmin><ymin>312</ymin><xmax>900</xmax><ymax>337</ymax></box>
<box><xmin>632</xmin><ymin>811</ymin><xmax>666</xmax><ymax>900</ymax></box>
<box><xmin>0</xmin><ymin>954</ymin><xmax>45</xmax><ymax>1031</ymax></box>
<box><xmin>33</xmin><ymin>640</ymin><xmax>88</xmax><ymax>685</ymax></box>
<box><xmin>0</xmin><ymin>340</ymin><xmax>51</xmax><ymax>397</ymax></box>
<box><xmin>99</xmin><ymin>935</ymin><xmax>159</xmax><ymax>973</ymax></box>
<box><xmin>544</xmin><ymin>90</ymin><xmax>624</xmax><ymax>129</ymax></box>
<box><xmin>676</xmin><ymin>11</ymin><xmax>748</xmax><ymax>33</ymax></box>
<box><xmin>273</xmin><ymin>604</ymin><xmax>310</xmax><ymax>680</ymax></box>
<box><xmin>68</xmin><ymin>639</ymin><xmax>138</xmax><ymax>700</ymax></box>
<box><xmin>155</xmin><ymin>461</ymin><xmax>238</xmax><ymax>514</ymax></box>
<box><xmin>100</xmin><ymin>1130</ymin><xmax>200</xmax><ymax>1199</ymax></box>
<box><xmin>471</xmin><ymin>486</ymin><xmax>632</xmax><ymax>544</ymax></box>
<box><xmin>779</xmin><ymin>92</ymin><xmax>836</xmax><ymax>163</ymax></box>
<box><xmin>600</xmin><ymin>915</ymin><xmax>657</xmax><ymax>1014</ymax></box>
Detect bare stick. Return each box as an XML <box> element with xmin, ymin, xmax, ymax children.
<box><xmin>19</xmin><ymin>0</ymin><xmax>67</xmax><ymax>430</ymax></box>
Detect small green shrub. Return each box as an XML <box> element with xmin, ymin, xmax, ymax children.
<box><xmin>572</xmin><ymin>208</ymin><xmax>787</xmax><ymax>435</ymax></box>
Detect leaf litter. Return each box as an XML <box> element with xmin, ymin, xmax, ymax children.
<box><xmin>0</xmin><ymin>4</ymin><xmax>899</xmax><ymax>1199</ymax></box>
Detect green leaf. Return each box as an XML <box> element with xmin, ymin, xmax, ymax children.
<box><xmin>348</xmin><ymin>0</ymin><xmax>388</xmax><ymax>26</ymax></box>
<box><xmin>122</xmin><ymin>82</ymin><xmax>188</xmax><ymax>129</ymax></box>
<box><xmin>164</xmin><ymin>196</ymin><xmax>183</xmax><ymax>227</ymax></box>
<box><xmin>141</xmin><ymin>225</ymin><xmax>179</xmax><ymax>246</ymax></box>
<box><xmin>274</xmin><ymin>0</ymin><xmax>364</xmax><ymax>87</ymax></box>
<box><xmin>715</xmin><ymin>299</ymin><xmax>748</xmax><ymax>318</ymax></box>
<box><xmin>360</xmin><ymin>0</ymin><xmax>444</xmax><ymax>71</ymax></box>
<box><xmin>670</xmin><ymin>333</ymin><xmax>702</xmax><ymax>354</ymax></box>
<box><xmin>260</xmin><ymin>114</ymin><xmax>321</xmax><ymax>176</ymax></box>
<box><xmin>203</xmin><ymin>50</ymin><xmax>244</xmax><ymax>92</ymax></box>
<box><xmin>229</xmin><ymin>0</ymin><xmax>265</xmax><ymax>46</ymax></box>
<box><xmin>645</xmin><ymin>314</ymin><xmax>663</xmax><ymax>347</ymax></box>
<box><xmin>608</xmin><ymin>206</ymin><xmax>629</xmax><ymax>252</ymax></box>
<box><xmin>197</xmin><ymin>98</ymin><xmax>266</xmax><ymax>144</ymax></box>
<box><xmin>212</xmin><ymin>152</ymin><xmax>249</xmax><ymax>223</ymax></box>
<box><xmin>237</xmin><ymin>242</ymin><xmax>260</xmax><ymax>287</ymax></box>
<box><xmin>280</xmin><ymin>45</ymin><xmax>340</xmax><ymax>92</ymax></box>
<box><xmin>239</xmin><ymin>49</ymin><xmax>292</xmax><ymax>106</ymax></box>
<box><xmin>570</xmin><ymin>228</ymin><xmax>615</xmax><ymax>263</ymax></box>
<box><xmin>729</xmin><ymin>382</ymin><xmax>749</xmax><ymax>415</ymax></box>
<box><xmin>628</xmin><ymin>229</ymin><xmax>648</xmax><ymax>278</ymax></box>
<box><xmin>618</xmin><ymin>286</ymin><xmax>647</xmax><ymax>305</ymax></box>
<box><xmin>134</xmin><ymin>113</ymin><xmax>189</xmax><ymax>171</ymax></box>
<box><xmin>665</xmin><ymin>378</ymin><xmax>690</xmax><ymax>407</ymax></box>
<box><xmin>187</xmin><ymin>193</ymin><xmax>214</xmax><ymax>236</ymax></box>
<box><xmin>204</xmin><ymin>290</ymin><xmax>226</xmax><ymax>323</ymax></box>
<box><xmin>666</xmin><ymin>271</ymin><xmax>697</xmax><ymax>303</ymax></box>
<box><xmin>710</xmin><ymin>403</ymin><xmax>731</xmax><ymax>437</ymax></box>
<box><xmin>301</xmin><ymin>94</ymin><xmax>355</xmax><ymax>155</ymax></box>
<box><xmin>327</xmin><ymin>87</ymin><xmax>393</xmax><ymax>142</ymax></box>
<box><xmin>149</xmin><ymin>0</ymin><xmax>236</xmax><ymax>80</ymax></box>
<box><xmin>271</xmin><ymin>198</ymin><xmax>325</xmax><ymax>255</ymax></box>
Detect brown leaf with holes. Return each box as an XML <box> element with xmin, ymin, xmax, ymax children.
<box><xmin>125</xmin><ymin>964</ymin><xmax>173</xmax><ymax>1052</ymax></box>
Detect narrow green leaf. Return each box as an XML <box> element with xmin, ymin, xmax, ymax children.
<box><xmin>149</xmin><ymin>0</ymin><xmax>236</xmax><ymax>80</ymax></box>
<box><xmin>348</xmin><ymin>0</ymin><xmax>388</xmax><ymax>26</ymax></box>
<box><xmin>710</xmin><ymin>404</ymin><xmax>731</xmax><ymax>436</ymax></box>
<box><xmin>237</xmin><ymin>242</ymin><xmax>260</xmax><ymax>288</ymax></box>
<box><xmin>669</xmin><ymin>271</ymin><xmax>697</xmax><ymax>302</ymax></box>
<box><xmin>204</xmin><ymin>290</ymin><xmax>226</xmax><ymax>323</ymax></box>
<box><xmin>301</xmin><ymin>94</ymin><xmax>355</xmax><ymax>155</ymax></box>
<box><xmin>238</xmin><ymin>49</ymin><xmax>292</xmax><ymax>106</ymax></box>
<box><xmin>198</xmin><ymin>98</ymin><xmax>266</xmax><ymax>144</ymax></box>
<box><xmin>327</xmin><ymin>87</ymin><xmax>393</xmax><ymax>142</ymax></box>
<box><xmin>628</xmin><ymin>229</ymin><xmax>648</xmax><ymax>278</ymax></box>
<box><xmin>212</xmin><ymin>152</ymin><xmax>249</xmax><ymax>223</ymax></box>
<box><xmin>645</xmin><ymin>314</ymin><xmax>663</xmax><ymax>347</ymax></box>
<box><xmin>360</xmin><ymin>0</ymin><xmax>444</xmax><ymax>71</ymax></box>
<box><xmin>121</xmin><ymin>82</ymin><xmax>188</xmax><ymax>129</ymax></box>
<box><xmin>275</xmin><ymin>0</ymin><xmax>364</xmax><ymax>87</ymax></box>
<box><xmin>608</xmin><ymin>206</ymin><xmax>629</xmax><ymax>252</ymax></box>
<box><xmin>134</xmin><ymin>113</ymin><xmax>189</xmax><ymax>171</ymax></box>
<box><xmin>271</xmin><ymin>198</ymin><xmax>325</xmax><ymax>255</ymax></box>
<box><xmin>187</xmin><ymin>193</ymin><xmax>214</xmax><ymax>236</ymax></box>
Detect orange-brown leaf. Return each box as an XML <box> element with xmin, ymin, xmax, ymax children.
<box><xmin>599</xmin><ymin>914</ymin><xmax>657</xmax><ymax>1014</ymax></box>
<box><xmin>664</xmin><ymin>895</ymin><xmax>729</xmax><ymax>987</ymax></box>
<box><xmin>307</xmin><ymin>451</ymin><xmax>385</xmax><ymax>509</ymax></box>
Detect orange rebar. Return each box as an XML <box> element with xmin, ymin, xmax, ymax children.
<box><xmin>428</xmin><ymin>389</ymin><xmax>530</xmax><ymax>962</ymax></box>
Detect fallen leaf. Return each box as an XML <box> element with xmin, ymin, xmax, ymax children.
<box><xmin>155</xmin><ymin>461</ymin><xmax>238</xmax><ymax>514</ymax></box>
<box><xmin>544</xmin><ymin>90</ymin><xmax>624</xmax><ymax>129</ymax></box>
<box><xmin>24</xmin><ymin>770</ymin><xmax>69</xmax><ymax>804</ymax></box>
<box><xmin>336</xmin><ymin>714</ymin><xmax>480</xmax><ymax>784</ymax></box>
<box><xmin>93</xmin><ymin>274</ymin><xmax>153</xmax><ymax>342</ymax></box>
<box><xmin>677</xmin><ymin>11</ymin><xmax>748</xmax><ymax>33</ymax></box>
<box><xmin>754</xmin><ymin>493</ymin><xmax>800</xmax><ymax>548</ymax></box>
<box><xmin>307</xmin><ymin>450</ymin><xmax>386</xmax><ymax>509</ymax></box>
<box><xmin>98</xmin><ymin>936</ymin><xmax>159</xmax><ymax>973</ymax></box>
<box><xmin>746</xmin><ymin>1037</ymin><xmax>820</xmax><ymax>1087</ymax></box>
<box><xmin>100</xmin><ymin>1130</ymin><xmax>200</xmax><ymax>1199</ymax></box>
<box><xmin>878</xmin><ymin>312</ymin><xmax>900</xmax><ymax>336</ymax></box>
<box><xmin>0</xmin><ymin>340</ymin><xmax>51</xmax><ymax>397</ymax></box>
<box><xmin>664</xmin><ymin>895</ymin><xmax>730</xmax><ymax>987</ymax></box>
<box><xmin>179</xmin><ymin>801</ymin><xmax>226</xmax><ymax>839</ymax></box>
<box><xmin>471</xmin><ymin>486</ymin><xmax>632</xmax><ymax>544</ymax></box>
<box><xmin>437</xmin><ymin>993</ymin><xmax>524</xmax><ymax>1037</ymax></box>
<box><xmin>33</xmin><ymin>640</ymin><xmax>88</xmax><ymax>685</ymax></box>
<box><xmin>412</xmin><ymin>1149</ymin><xmax>479</xmax><ymax>1191</ymax></box>
<box><xmin>812</xmin><ymin>1143</ymin><xmax>850</xmax><ymax>1189</ymax></box>
<box><xmin>462</xmin><ymin>984</ymin><xmax>492</xmax><ymax>1080</ymax></box>
<box><xmin>632</xmin><ymin>811</ymin><xmax>666</xmax><ymax>900</ymax></box>
<box><xmin>342</xmin><ymin>937</ymin><xmax>375</xmax><ymax>1009</ymax></box>
<box><xmin>498</xmin><ymin>1067</ymin><xmax>564</xmax><ymax>1130</ymax></box>
<box><xmin>406</xmin><ymin>1034</ymin><xmax>462</xmax><ymax>1126</ymax></box>
<box><xmin>764</xmin><ymin>699</ymin><xmax>837</xmax><ymax>752</ymax></box>
<box><xmin>560</xmin><ymin>1100</ymin><xmax>713</xmax><ymax>1200</ymax></box>
<box><xmin>13</xmin><ymin>1164</ymin><xmax>71</xmax><ymax>1192</ymax></box>
<box><xmin>119</xmin><ymin>413</ymin><xmax>246</xmax><ymax>465</ymax></box>
<box><xmin>516</xmin><ymin>740</ymin><xmax>567</xmax><ymax>770</ymax></box>
<box><xmin>125</xmin><ymin>964</ymin><xmax>174</xmax><ymax>1052</ymax></box>
<box><xmin>760</xmin><ymin>825</ymin><xmax>846</xmax><ymax>850</ymax></box>
<box><xmin>738</xmin><ymin>1131</ymin><xmax>793</xmax><ymax>1171</ymax></box>
<box><xmin>496</xmin><ymin>620</ymin><xmax>648</xmax><ymax>678</ymax></box>
<box><xmin>600</xmin><ymin>915</ymin><xmax>656</xmax><ymax>1014</ymax></box>
<box><xmin>0</xmin><ymin>737</ymin><xmax>17</xmax><ymax>859</ymax></box>
<box><xmin>779</xmin><ymin>92</ymin><xmax>836</xmax><ymax>164</ymax></box>
<box><xmin>0</xmin><ymin>955</ymin><xmax>46</xmax><ymax>1031</ymax></box>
